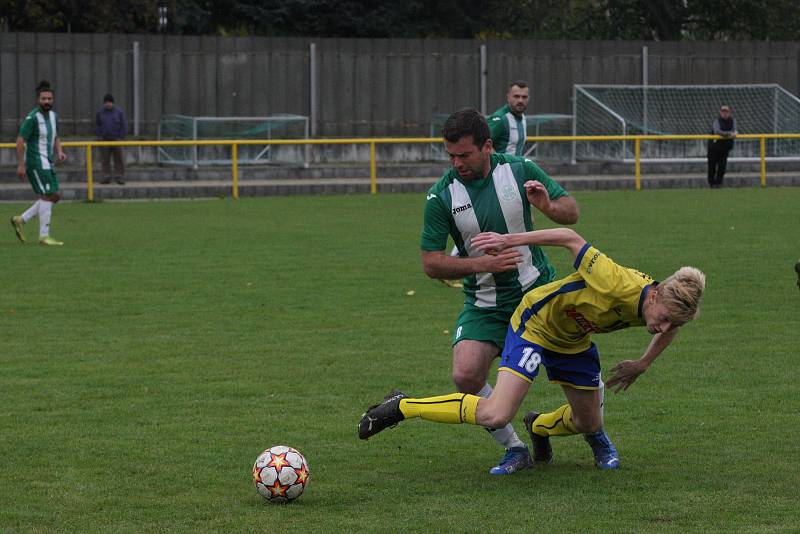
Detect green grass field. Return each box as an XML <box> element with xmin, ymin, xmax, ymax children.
<box><xmin>1</xmin><ymin>188</ymin><xmax>799</xmax><ymax>532</ymax></box>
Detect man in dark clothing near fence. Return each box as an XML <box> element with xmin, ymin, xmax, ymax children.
<box><xmin>707</xmin><ymin>105</ymin><xmax>737</xmax><ymax>188</ymax></box>
<box><xmin>95</xmin><ymin>94</ymin><xmax>127</xmax><ymax>185</ymax></box>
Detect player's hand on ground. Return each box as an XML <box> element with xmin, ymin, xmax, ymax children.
<box><xmin>524</xmin><ymin>180</ymin><xmax>550</xmax><ymax>210</ymax></box>
<box><xmin>479</xmin><ymin>248</ymin><xmax>522</xmax><ymax>273</ymax></box>
<box><xmin>16</xmin><ymin>164</ymin><xmax>25</xmax><ymax>180</ymax></box>
<box><xmin>606</xmin><ymin>359</ymin><xmax>648</xmax><ymax>393</ymax></box>
<box><xmin>471</xmin><ymin>231</ymin><xmax>509</xmax><ymax>255</ymax></box>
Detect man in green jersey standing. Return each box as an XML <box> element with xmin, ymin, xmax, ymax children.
<box><xmin>488</xmin><ymin>81</ymin><xmax>529</xmax><ymax>156</ymax></box>
<box><xmin>438</xmin><ymin>83</ymin><xmax>531</xmax><ymax>286</ymax></box>
<box><xmin>416</xmin><ymin>109</ymin><xmax>615</xmax><ymax>474</ymax></box>
<box><xmin>11</xmin><ymin>80</ymin><xmax>67</xmax><ymax>246</ymax></box>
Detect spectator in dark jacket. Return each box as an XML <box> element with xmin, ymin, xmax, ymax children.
<box><xmin>707</xmin><ymin>105</ymin><xmax>737</xmax><ymax>188</ymax></box>
<box><xmin>95</xmin><ymin>94</ymin><xmax>127</xmax><ymax>185</ymax></box>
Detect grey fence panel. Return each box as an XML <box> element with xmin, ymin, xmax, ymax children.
<box><xmin>423</xmin><ymin>54</ymin><xmax>445</xmax><ymax>117</ymax></box>
<box><xmin>280</xmin><ymin>50</ymin><xmax>309</xmax><ymax>117</ymax></box>
<box><xmin>386</xmin><ymin>52</ymin><xmax>407</xmax><ymax>134</ymax></box>
<box><xmin>249</xmin><ymin>52</ymin><xmax>269</xmax><ymax>117</ymax></box>
<box><xmin>73</xmin><ymin>49</ymin><xmax>94</xmax><ymax>135</ymax></box>
<box><xmin>448</xmin><ymin>52</ymin><xmax>480</xmax><ymax>114</ymax></box>
<box><xmin>35</xmin><ymin>33</ymin><xmax>57</xmax><ymax>97</ymax></box>
<box><xmin>233</xmin><ymin>38</ymin><xmax>252</xmax><ymax>117</ymax></box>
<box><xmin>768</xmin><ymin>56</ymin><xmax>798</xmax><ymax>94</ymax></box>
<box><xmin>216</xmin><ymin>51</ymin><xmax>238</xmax><ymax>117</ymax></box>
<box><xmin>354</xmin><ymin>52</ymin><xmax>374</xmax><ymax>137</ymax></box>
<box><xmin>233</xmin><ymin>51</ymin><xmax>252</xmax><ymax>116</ymax></box>
<box><xmin>0</xmin><ymin>34</ymin><xmax>18</xmax><ymax>134</ymax></box>
<box><xmin>188</xmin><ymin>52</ymin><xmax>205</xmax><ymax>117</ymax></box>
<box><xmin>90</xmin><ymin>34</ymin><xmax>111</xmax><ymax>107</ymax></box>
<box><xmin>197</xmin><ymin>36</ymin><xmax>217</xmax><ymax>118</ymax></box>
<box><xmin>17</xmin><ymin>34</ymin><xmax>37</xmax><ymax>131</ymax></box>
<box><xmin>83</xmin><ymin>35</ymin><xmax>110</xmax><ymax>134</ymax></box>
<box><xmin>652</xmin><ymin>56</ymin><xmax>686</xmax><ymax>85</ymax></box>
<box><xmin>283</xmin><ymin>41</ymin><xmax>311</xmax><ymax>119</ymax></box>
<box><xmin>180</xmin><ymin>37</ymin><xmax>201</xmax><ymax>120</ymax></box>
<box><xmin>4</xmin><ymin>33</ymin><xmax>800</xmax><ymax>138</ymax></box>
<box><xmin>531</xmin><ymin>54</ymin><xmax>560</xmax><ymax>114</ymax></box>
<box><xmin>262</xmin><ymin>50</ymin><xmax>283</xmax><ymax>117</ymax></box>
<box><xmin>318</xmin><ymin>48</ymin><xmax>347</xmax><ymax>136</ymax></box>
<box><xmin>52</xmin><ymin>34</ymin><xmax>74</xmax><ymax>135</ymax></box>
<box><xmin>110</xmin><ymin>50</ymin><xmax>131</xmax><ymax>121</ymax></box>
<box><xmin>405</xmin><ymin>44</ymin><xmax>427</xmax><ymax>135</ymax></box>
<box><xmin>142</xmin><ymin>48</ymin><xmax>164</xmax><ymax>135</ymax></box>
<box><xmin>368</xmin><ymin>49</ymin><xmax>389</xmax><ymax>135</ymax></box>
<box><xmin>163</xmin><ymin>50</ymin><xmax>184</xmax><ymax>115</ymax></box>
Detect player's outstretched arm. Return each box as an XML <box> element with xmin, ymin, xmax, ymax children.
<box><xmin>421</xmin><ymin>248</ymin><xmax>523</xmax><ymax>279</ymax></box>
<box><xmin>606</xmin><ymin>328</ymin><xmax>680</xmax><ymax>393</ymax></box>
<box><xmin>471</xmin><ymin>228</ymin><xmax>587</xmax><ymax>259</ymax></box>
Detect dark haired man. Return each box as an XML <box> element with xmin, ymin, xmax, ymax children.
<box><xmin>11</xmin><ymin>81</ymin><xmax>67</xmax><ymax>246</ymax></box>
<box><xmin>489</xmin><ymin>81</ymin><xmax>529</xmax><ymax>156</ymax></box>
<box><xmin>441</xmin><ymin>82</ymin><xmax>531</xmax><ymax>281</ymax></box>
<box><xmin>414</xmin><ymin>108</ymin><xmax>602</xmax><ymax>475</ymax></box>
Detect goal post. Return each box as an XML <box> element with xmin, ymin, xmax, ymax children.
<box><xmin>157</xmin><ymin>114</ymin><xmax>310</xmax><ymax>167</ymax></box>
<box><xmin>574</xmin><ymin>84</ymin><xmax>800</xmax><ymax>162</ymax></box>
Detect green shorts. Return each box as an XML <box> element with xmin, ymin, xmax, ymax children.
<box><xmin>452</xmin><ymin>305</ymin><xmax>515</xmax><ymax>349</ymax></box>
<box><xmin>27</xmin><ymin>167</ymin><xmax>60</xmax><ymax>195</ymax></box>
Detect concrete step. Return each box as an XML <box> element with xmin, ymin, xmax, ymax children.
<box><xmin>0</xmin><ymin>163</ymin><xmax>451</xmax><ymax>183</ymax></box>
<box><xmin>1</xmin><ymin>172</ymin><xmax>798</xmax><ymax>202</ymax></box>
<box><xmin>4</xmin><ymin>159</ymin><xmax>800</xmax><ymax>185</ymax></box>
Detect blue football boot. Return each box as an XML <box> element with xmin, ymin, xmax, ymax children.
<box><xmin>489</xmin><ymin>446</ymin><xmax>533</xmax><ymax>475</ymax></box>
<box><xmin>584</xmin><ymin>428</ymin><xmax>620</xmax><ymax>469</ymax></box>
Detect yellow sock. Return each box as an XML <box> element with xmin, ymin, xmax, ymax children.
<box><xmin>531</xmin><ymin>404</ymin><xmax>578</xmax><ymax>437</ymax></box>
<box><xmin>399</xmin><ymin>393</ymin><xmax>479</xmax><ymax>424</ymax></box>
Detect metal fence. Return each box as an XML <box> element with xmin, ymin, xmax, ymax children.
<box><xmin>2</xmin><ymin>33</ymin><xmax>800</xmax><ymax>138</ymax></box>
<box><xmin>0</xmin><ymin>133</ymin><xmax>787</xmax><ymax>200</ymax></box>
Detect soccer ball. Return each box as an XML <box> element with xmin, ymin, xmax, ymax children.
<box><xmin>253</xmin><ymin>445</ymin><xmax>310</xmax><ymax>503</ymax></box>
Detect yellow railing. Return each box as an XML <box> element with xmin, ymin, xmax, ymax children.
<box><xmin>2</xmin><ymin>133</ymin><xmax>797</xmax><ymax>200</ymax></box>
<box><xmin>522</xmin><ymin>133</ymin><xmax>799</xmax><ymax>190</ymax></box>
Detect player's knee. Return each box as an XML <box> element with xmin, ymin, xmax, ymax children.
<box><xmin>451</xmin><ymin>369</ymin><xmax>483</xmax><ymax>394</ymax></box>
<box><xmin>478</xmin><ymin>404</ymin><xmax>512</xmax><ymax>429</ymax></box>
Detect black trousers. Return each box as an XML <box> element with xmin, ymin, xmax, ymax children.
<box><xmin>707</xmin><ymin>147</ymin><xmax>730</xmax><ymax>187</ymax></box>
<box><xmin>100</xmin><ymin>146</ymin><xmax>125</xmax><ymax>179</ymax></box>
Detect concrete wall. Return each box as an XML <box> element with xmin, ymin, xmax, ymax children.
<box><xmin>2</xmin><ymin>33</ymin><xmax>800</xmax><ymax>138</ymax></box>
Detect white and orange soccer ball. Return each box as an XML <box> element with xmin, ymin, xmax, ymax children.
<box><xmin>253</xmin><ymin>446</ymin><xmax>310</xmax><ymax>503</ymax></box>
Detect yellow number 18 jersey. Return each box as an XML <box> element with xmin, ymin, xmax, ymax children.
<box><xmin>510</xmin><ymin>244</ymin><xmax>654</xmax><ymax>354</ymax></box>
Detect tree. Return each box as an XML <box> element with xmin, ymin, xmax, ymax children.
<box><xmin>2</xmin><ymin>0</ymin><xmax>799</xmax><ymax>40</ymax></box>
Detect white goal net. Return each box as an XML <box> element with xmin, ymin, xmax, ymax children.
<box><xmin>573</xmin><ymin>84</ymin><xmax>800</xmax><ymax>162</ymax></box>
<box><xmin>157</xmin><ymin>114</ymin><xmax>309</xmax><ymax>166</ymax></box>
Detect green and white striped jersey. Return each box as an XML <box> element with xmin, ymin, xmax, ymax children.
<box><xmin>18</xmin><ymin>107</ymin><xmax>57</xmax><ymax>170</ymax></box>
<box><xmin>488</xmin><ymin>103</ymin><xmax>526</xmax><ymax>156</ymax></box>
<box><xmin>421</xmin><ymin>153</ymin><xmax>569</xmax><ymax>310</ymax></box>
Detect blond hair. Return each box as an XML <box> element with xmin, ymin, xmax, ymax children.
<box><xmin>657</xmin><ymin>266</ymin><xmax>706</xmax><ymax>325</ymax></box>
